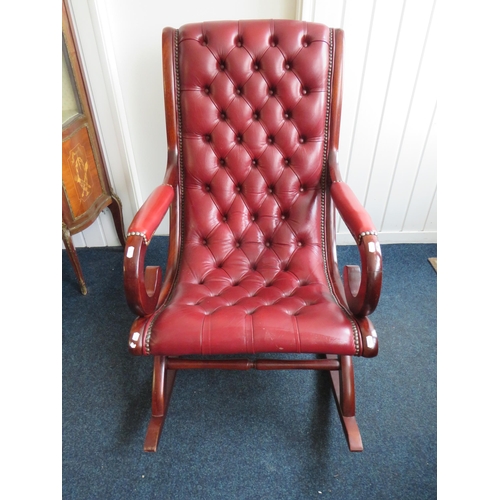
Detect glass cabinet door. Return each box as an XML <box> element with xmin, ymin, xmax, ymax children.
<box><xmin>62</xmin><ymin>39</ymin><xmax>81</xmax><ymax>125</ymax></box>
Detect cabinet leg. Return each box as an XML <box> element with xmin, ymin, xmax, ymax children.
<box><xmin>109</xmin><ymin>193</ymin><xmax>126</xmax><ymax>247</ymax></box>
<box><xmin>62</xmin><ymin>224</ymin><xmax>87</xmax><ymax>295</ymax></box>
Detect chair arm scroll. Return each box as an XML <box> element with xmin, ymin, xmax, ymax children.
<box><xmin>329</xmin><ymin>153</ymin><xmax>382</xmax><ymax>317</ymax></box>
<box><xmin>124</xmin><ymin>183</ymin><xmax>174</xmax><ymax>316</ymax></box>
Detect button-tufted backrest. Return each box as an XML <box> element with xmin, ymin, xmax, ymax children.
<box><xmin>173</xmin><ymin>20</ymin><xmax>335</xmax><ymax>291</ymax></box>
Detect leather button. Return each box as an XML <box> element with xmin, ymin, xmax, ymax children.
<box><xmin>253</xmin><ymin>112</ymin><xmax>260</xmax><ymax>120</ymax></box>
<box><xmin>236</xmin><ymin>135</ymin><xmax>243</xmax><ymax>143</ymax></box>
<box><xmin>204</xmin><ymin>86</ymin><xmax>210</xmax><ymax>94</ymax></box>
<box><xmin>205</xmin><ymin>184</ymin><xmax>211</xmax><ymax>192</ymax></box>
<box><xmin>205</xmin><ymin>134</ymin><xmax>211</xmax><ymax>142</ymax></box>
<box><xmin>236</xmin><ymin>185</ymin><xmax>241</xmax><ymax>192</ymax></box>
<box><xmin>220</xmin><ymin>111</ymin><xmax>226</xmax><ymax>120</ymax></box>
<box><xmin>284</xmin><ymin>158</ymin><xmax>291</xmax><ymax>166</ymax></box>
<box><xmin>297</xmin><ymin>241</ymin><xmax>303</xmax><ymax>247</ymax></box>
<box><xmin>250</xmin><ymin>214</ymin><xmax>256</xmax><ymax>221</ymax></box>
<box><xmin>202</xmin><ymin>239</ymin><xmax>208</xmax><ymax>245</ymax></box>
<box><xmin>252</xmin><ymin>159</ymin><xmax>258</xmax><ymax>167</ymax></box>
<box><xmin>267</xmin><ymin>136</ymin><xmax>274</xmax><ymax>144</ymax></box>
<box><xmin>219</xmin><ymin>61</ymin><xmax>226</xmax><ymax>71</ymax></box>
<box><xmin>299</xmin><ymin>136</ymin><xmax>306</xmax><ymax>144</ymax></box>
<box><xmin>265</xmin><ymin>241</ymin><xmax>272</xmax><ymax>247</ymax></box>
<box><xmin>268</xmin><ymin>186</ymin><xmax>274</xmax><ymax>194</ymax></box>
<box><xmin>235</xmin><ymin>87</ymin><xmax>242</xmax><ymax>95</ymax></box>
<box><xmin>269</xmin><ymin>88</ymin><xmax>275</xmax><ymax>96</ymax></box>
<box><xmin>219</xmin><ymin>158</ymin><xmax>226</xmax><ymax>166</ymax></box>
<box><xmin>254</xmin><ymin>62</ymin><xmax>260</xmax><ymax>70</ymax></box>
<box><xmin>285</xmin><ymin>62</ymin><xmax>291</xmax><ymax>70</ymax></box>
<box><xmin>302</xmin><ymin>88</ymin><xmax>308</xmax><ymax>95</ymax></box>
<box><xmin>299</xmin><ymin>186</ymin><xmax>305</xmax><ymax>192</ymax></box>
<box><xmin>284</xmin><ymin>112</ymin><xmax>291</xmax><ymax>119</ymax></box>
<box><xmin>222</xmin><ymin>215</ymin><xmax>227</xmax><ymax>222</ymax></box>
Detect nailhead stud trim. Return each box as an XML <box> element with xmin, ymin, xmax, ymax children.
<box><xmin>357</xmin><ymin>230</ymin><xmax>378</xmax><ymax>245</ymax></box>
<box><xmin>127</xmin><ymin>231</ymin><xmax>150</xmax><ymax>245</ymax></box>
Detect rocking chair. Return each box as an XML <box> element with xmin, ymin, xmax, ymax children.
<box><xmin>124</xmin><ymin>19</ymin><xmax>382</xmax><ymax>452</ymax></box>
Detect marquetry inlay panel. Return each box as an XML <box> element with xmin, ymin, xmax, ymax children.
<box><xmin>62</xmin><ymin>125</ymin><xmax>105</xmax><ymax>219</ymax></box>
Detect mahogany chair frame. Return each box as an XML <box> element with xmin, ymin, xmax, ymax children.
<box><xmin>124</xmin><ymin>25</ymin><xmax>382</xmax><ymax>453</ymax></box>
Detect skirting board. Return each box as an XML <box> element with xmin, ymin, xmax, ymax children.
<box><xmin>335</xmin><ymin>231</ymin><xmax>437</xmax><ymax>246</ymax></box>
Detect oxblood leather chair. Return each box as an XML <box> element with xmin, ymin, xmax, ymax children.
<box><xmin>124</xmin><ymin>19</ymin><xmax>382</xmax><ymax>453</ymax></box>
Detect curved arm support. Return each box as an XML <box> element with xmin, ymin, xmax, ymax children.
<box><xmin>124</xmin><ymin>183</ymin><xmax>175</xmax><ymax>316</ymax></box>
<box><xmin>329</xmin><ymin>152</ymin><xmax>382</xmax><ymax>317</ymax></box>
<box><xmin>342</xmin><ymin>234</ymin><xmax>382</xmax><ymax>316</ymax></box>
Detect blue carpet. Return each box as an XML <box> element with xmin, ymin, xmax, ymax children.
<box><xmin>62</xmin><ymin>240</ymin><xmax>437</xmax><ymax>499</ymax></box>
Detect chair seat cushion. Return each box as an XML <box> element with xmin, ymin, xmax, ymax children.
<box><xmin>147</xmin><ymin>270</ymin><xmax>359</xmax><ymax>356</ymax></box>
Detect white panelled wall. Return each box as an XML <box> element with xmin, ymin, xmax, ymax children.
<box><xmin>301</xmin><ymin>0</ymin><xmax>437</xmax><ymax>244</ymax></box>
<box><xmin>67</xmin><ymin>0</ymin><xmax>436</xmax><ymax>247</ymax></box>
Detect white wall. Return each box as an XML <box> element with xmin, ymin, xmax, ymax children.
<box><xmin>302</xmin><ymin>0</ymin><xmax>437</xmax><ymax>244</ymax></box>
<box><xmin>67</xmin><ymin>0</ymin><xmax>436</xmax><ymax>247</ymax></box>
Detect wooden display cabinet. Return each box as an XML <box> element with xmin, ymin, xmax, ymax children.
<box><xmin>62</xmin><ymin>0</ymin><xmax>125</xmax><ymax>294</ymax></box>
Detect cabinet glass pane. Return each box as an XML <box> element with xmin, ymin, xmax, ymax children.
<box><xmin>62</xmin><ymin>39</ymin><xmax>81</xmax><ymax>125</ymax></box>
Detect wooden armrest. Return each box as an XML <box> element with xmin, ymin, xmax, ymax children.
<box><xmin>329</xmin><ymin>152</ymin><xmax>382</xmax><ymax>316</ymax></box>
<box><xmin>124</xmin><ymin>183</ymin><xmax>175</xmax><ymax>316</ymax></box>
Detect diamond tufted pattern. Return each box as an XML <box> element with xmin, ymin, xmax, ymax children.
<box><xmin>145</xmin><ymin>20</ymin><xmax>360</xmax><ymax>357</ymax></box>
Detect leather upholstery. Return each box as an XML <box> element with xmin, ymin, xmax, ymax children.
<box><xmin>330</xmin><ymin>181</ymin><xmax>377</xmax><ymax>242</ymax></box>
<box><xmin>143</xmin><ymin>20</ymin><xmax>365</xmax><ymax>357</ymax></box>
<box><xmin>127</xmin><ymin>183</ymin><xmax>174</xmax><ymax>244</ymax></box>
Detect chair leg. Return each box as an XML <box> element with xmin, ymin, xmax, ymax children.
<box><xmin>327</xmin><ymin>354</ymin><xmax>363</xmax><ymax>452</ymax></box>
<box><xmin>144</xmin><ymin>356</ymin><xmax>177</xmax><ymax>452</ymax></box>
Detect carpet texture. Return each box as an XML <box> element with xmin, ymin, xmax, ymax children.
<box><xmin>62</xmin><ymin>241</ymin><xmax>437</xmax><ymax>499</ymax></box>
